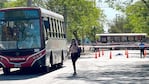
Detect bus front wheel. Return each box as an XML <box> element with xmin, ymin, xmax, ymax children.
<box><xmin>3</xmin><ymin>68</ymin><xmax>10</xmax><ymax>75</ymax></box>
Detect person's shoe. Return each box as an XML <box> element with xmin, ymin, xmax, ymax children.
<box><xmin>73</xmin><ymin>72</ymin><xmax>77</xmax><ymax>75</ymax></box>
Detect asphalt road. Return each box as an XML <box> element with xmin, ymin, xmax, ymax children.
<box><xmin>0</xmin><ymin>50</ymin><xmax>149</xmax><ymax>84</ymax></box>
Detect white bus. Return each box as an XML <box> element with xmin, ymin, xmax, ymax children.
<box><xmin>0</xmin><ymin>7</ymin><xmax>68</xmax><ymax>74</ymax></box>
<box><xmin>95</xmin><ymin>33</ymin><xmax>148</xmax><ymax>49</ymax></box>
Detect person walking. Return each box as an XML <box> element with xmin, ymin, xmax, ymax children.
<box><xmin>69</xmin><ymin>39</ymin><xmax>80</xmax><ymax>75</ymax></box>
<box><xmin>139</xmin><ymin>41</ymin><xmax>145</xmax><ymax>58</ymax></box>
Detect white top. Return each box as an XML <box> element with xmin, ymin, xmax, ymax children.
<box><xmin>69</xmin><ymin>44</ymin><xmax>78</xmax><ymax>53</ymax></box>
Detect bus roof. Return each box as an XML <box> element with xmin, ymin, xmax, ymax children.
<box><xmin>96</xmin><ymin>33</ymin><xmax>147</xmax><ymax>36</ymax></box>
<box><xmin>39</xmin><ymin>7</ymin><xmax>64</xmax><ymax>20</ymax></box>
<box><xmin>0</xmin><ymin>7</ymin><xmax>63</xmax><ymax>20</ymax></box>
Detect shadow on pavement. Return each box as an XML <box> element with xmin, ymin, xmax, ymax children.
<box><xmin>0</xmin><ymin>66</ymin><xmax>64</xmax><ymax>80</ymax></box>
<box><xmin>56</xmin><ymin>63</ymin><xmax>149</xmax><ymax>84</ymax></box>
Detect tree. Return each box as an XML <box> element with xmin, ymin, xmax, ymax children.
<box><xmin>100</xmin><ymin>0</ymin><xmax>149</xmax><ymax>35</ymax></box>
<box><xmin>108</xmin><ymin>16</ymin><xmax>133</xmax><ymax>33</ymax></box>
<box><xmin>3</xmin><ymin>0</ymin><xmax>104</xmax><ymax>42</ymax></box>
<box><xmin>0</xmin><ymin>0</ymin><xmax>7</xmax><ymax>8</ymax></box>
<box><xmin>46</xmin><ymin>0</ymin><xmax>104</xmax><ymax>41</ymax></box>
<box><xmin>4</xmin><ymin>0</ymin><xmax>26</xmax><ymax>7</ymax></box>
<box><xmin>125</xmin><ymin>1</ymin><xmax>149</xmax><ymax>34</ymax></box>
<box><xmin>4</xmin><ymin>0</ymin><xmax>46</xmax><ymax>7</ymax></box>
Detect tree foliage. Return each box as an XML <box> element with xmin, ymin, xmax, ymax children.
<box><xmin>4</xmin><ymin>0</ymin><xmax>26</xmax><ymax>7</ymax></box>
<box><xmin>3</xmin><ymin>0</ymin><xmax>47</xmax><ymax>8</ymax></box>
<box><xmin>100</xmin><ymin>0</ymin><xmax>149</xmax><ymax>35</ymax></box>
<box><xmin>99</xmin><ymin>0</ymin><xmax>134</xmax><ymax>12</ymax></box>
<box><xmin>108</xmin><ymin>16</ymin><xmax>133</xmax><ymax>33</ymax></box>
<box><xmin>125</xmin><ymin>1</ymin><xmax>149</xmax><ymax>34</ymax></box>
<box><xmin>2</xmin><ymin>0</ymin><xmax>104</xmax><ymax>42</ymax></box>
<box><xmin>45</xmin><ymin>0</ymin><xmax>104</xmax><ymax>41</ymax></box>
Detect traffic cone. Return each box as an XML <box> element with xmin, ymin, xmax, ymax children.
<box><xmin>95</xmin><ymin>52</ymin><xmax>97</xmax><ymax>59</ymax></box>
<box><xmin>125</xmin><ymin>49</ymin><xmax>128</xmax><ymax>58</ymax></box>
<box><xmin>109</xmin><ymin>51</ymin><xmax>112</xmax><ymax>59</ymax></box>
<box><xmin>98</xmin><ymin>49</ymin><xmax>100</xmax><ymax>57</ymax></box>
<box><xmin>102</xmin><ymin>49</ymin><xmax>104</xmax><ymax>56</ymax></box>
<box><xmin>144</xmin><ymin>49</ymin><xmax>147</xmax><ymax>57</ymax></box>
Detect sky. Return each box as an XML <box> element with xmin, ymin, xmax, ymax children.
<box><xmin>101</xmin><ymin>7</ymin><xmax>123</xmax><ymax>33</ymax></box>
<box><xmin>96</xmin><ymin>0</ymin><xmax>138</xmax><ymax>33</ymax></box>
<box><xmin>96</xmin><ymin>1</ymin><xmax>122</xmax><ymax>20</ymax></box>
<box><xmin>102</xmin><ymin>8</ymin><xmax>121</xmax><ymax>33</ymax></box>
<box><xmin>96</xmin><ymin>0</ymin><xmax>122</xmax><ymax>33</ymax></box>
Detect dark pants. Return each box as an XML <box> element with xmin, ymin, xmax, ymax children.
<box><xmin>71</xmin><ymin>52</ymin><xmax>79</xmax><ymax>73</ymax></box>
<box><xmin>140</xmin><ymin>49</ymin><xmax>144</xmax><ymax>58</ymax></box>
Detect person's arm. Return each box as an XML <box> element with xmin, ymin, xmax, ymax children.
<box><xmin>67</xmin><ymin>45</ymin><xmax>72</xmax><ymax>56</ymax></box>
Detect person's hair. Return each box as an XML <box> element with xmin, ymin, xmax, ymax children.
<box><xmin>71</xmin><ymin>39</ymin><xmax>77</xmax><ymax>45</ymax></box>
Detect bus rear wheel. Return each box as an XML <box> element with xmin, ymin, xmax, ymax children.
<box><xmin>42</xmin><ymin>66</ymin><xmax>50</xmax><ymax>73</ymax></box>
<box><xmin>3</xmin><ymin>68</ymin><xmax>10</xmax><ymax>75</ymax></box>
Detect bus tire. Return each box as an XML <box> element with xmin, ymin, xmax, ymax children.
<box><xmin>42</xmin><ymin>66</ymin><xmax>50</xmax><ymax>73</ymax></box>
<box><xmin>61</xmin><ymin>50</ymin><xmax>64</xmax><ymax>65</ymax></box>
<box><xmin>50</xmin><ymin>51</ymin><xmax>54</xmax><ymax>67</ymax></box>
<box><xmin>3</xmin><ymin>68</ymin><xmax>10</xmax><ymax>75</ymax></box>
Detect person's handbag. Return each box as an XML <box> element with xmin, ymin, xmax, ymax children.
<box><xmin>77</xmin><ymin>47</ymin><xmax>81</xmax><ymax>58</ymax></box>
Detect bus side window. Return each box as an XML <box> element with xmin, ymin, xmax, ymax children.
<box><xmin>43</xmin><ymin>17</ymin><xmax>49</xmax><ymax>40</ymax></box>
<box><xmin>57</xmin><ymin>20</ymin><xmax>60</xmax><ymax>38</ymax></box>
<box><xmin>60</xmin><ymin>21</ymin><xmax>64</xmax><ymax>38</ymax></box>
<box><xmin>58</xmin><ymin>20</ymin><xmax>62</xmax><ymax>38</ymax></box>
<box><xmin>52</xmin><ymin>18</ymin><xmax>56</xmax><ymax>38</ymax></box>
<box><xmin>50</xmin><ymin>18</ymin><xmax>54</xmax><ymax>37</ymax></box>
<box><xmin>43</xmin><ymin>26</ymin><xmax>48</xmax><ymax>40</ymax></box>
<box><xmin>63</xmin><ymin>22</ymin><xmax>66</xmax><ymax>38</ymax></box>
<box><xmin>47</xmin><ymin>17</ymin><xmax>51</xmax><ymax>38</ymax></box>
<box><xmin>49</xmin><ymin>17</ymin><xmax>52</xmax><ymax>37</ymax></box>
<box><xmin>61</xmin><ymin>21</ymin><xmax>65</xmax><ymax>38</ymax></box>
<box><xmin>54</xmin><ymin>19</ymin><xmax>58</xmax><ymax>38</ymax></box>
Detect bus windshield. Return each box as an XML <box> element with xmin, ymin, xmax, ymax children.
<box><xmin>0</xmin><ymin>9</ymin><xmax>41</xmax><ymax>50</ymax></box>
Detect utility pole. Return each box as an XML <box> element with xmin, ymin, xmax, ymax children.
<box><xmin>27</xmin><ymin>0</ymin><xmax>32</xmax><ymax>7</ymax></box>
<box><xmin>93</xmin><ymin>26</ymin><xmax>96</xmax><ymax>42</ymax></box>
<box><xmin>63</xmin><ymin>5</ymin><xmax>67</xmax><ymax>38</ymax></box>
<box><xmin>142</xmin><ymin>0</ymin><xmax>149</xmax><ymax>9</ymax></box>
<box><xmin>116</xmin><ymin>14</ymin><xmax>120</xmax><ymax>32</ymax></box>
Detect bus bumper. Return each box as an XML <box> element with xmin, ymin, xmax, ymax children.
<box><xmin>0</xmin><ymin>49</ymin><xmax>46</xmax><ymax>68</ymax></box>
